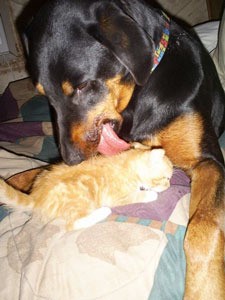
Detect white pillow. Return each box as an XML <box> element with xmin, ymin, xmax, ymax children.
<box><xmin>194</xmin><ymin>21</ymin><xmax>219</xmax><ymax>53</ymax></box>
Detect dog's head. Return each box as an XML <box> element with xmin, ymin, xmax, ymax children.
<box><xmin>27</xmin><ymin>0</ymin><xmax>156</xmax><ymax>164</ymax></box>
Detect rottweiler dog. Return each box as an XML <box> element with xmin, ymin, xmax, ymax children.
<box><xmin>26</xmin><ymin>0</ymin><xmax>225</xmax><ymax>298</ymax></box>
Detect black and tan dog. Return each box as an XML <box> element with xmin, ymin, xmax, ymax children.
<box><xmin>23</xmin><ymin>0</ymin><xmax>225</xmax><ymax>298</ymax></box>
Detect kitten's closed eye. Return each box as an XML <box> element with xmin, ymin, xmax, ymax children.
<box><xmin>151</xmin><ymin>177</ymin><xmax>171</xmax><ymax>192</ymax></box>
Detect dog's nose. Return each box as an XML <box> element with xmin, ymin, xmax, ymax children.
<box><xmin>60</xmin><ymin>144</ymin><xmax>85</xmax><ymax>165</ymax></box>
<box><xmin>64</xmin><ymin>152</ymin><xmax>84</xmax><ymax>165</ymax></box>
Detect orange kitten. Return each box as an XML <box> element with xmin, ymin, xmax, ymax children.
<box><xmin>0</xmin><ymin>149</ymin><xmax>173</xmax><ymax>230</ymax></box>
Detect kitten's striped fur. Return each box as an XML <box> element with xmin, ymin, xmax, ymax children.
<box><xmin>0</xmin><ymin>149</ymin><xmax>172</xmax><ymax>229</ymax></box>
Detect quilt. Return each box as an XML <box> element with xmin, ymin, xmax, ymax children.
<box><xmin>0</xmin><ymin>77</ymin><xmax>224</xmax><ymax>299</ymax></box>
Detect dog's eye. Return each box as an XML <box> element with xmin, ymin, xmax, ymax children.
<box><xmin>76</xmin><ymin>81</ymin><xmax>88</xmax><ymax>94</ymax></box>
<box><xmin>62</xmin><ymin>81</ymin><xmax>89</xmax><ymax>97</ymax></box>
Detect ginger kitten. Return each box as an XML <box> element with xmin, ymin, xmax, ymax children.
<box><xmin>0</xmin><ymin>149</ymin><xmax>173</xmax><ymax>230</ymax></box>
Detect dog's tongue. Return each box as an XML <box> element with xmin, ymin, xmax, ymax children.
<box><xmin>97</xmin><ymin>123</ymin><xmax>130</xmax><ymax>155</ymax></box>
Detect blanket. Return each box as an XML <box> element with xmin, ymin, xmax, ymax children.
<box><xmin>0</xmin><ymin>182</ymin><xmax>190</xmax><ymax>299</ymax></box>
<box><xmin>0</xmin><ymin>77</ymin><xmax>224</xmax><ymax>299</ymax></box>
<box><xmin>0</xmin><ymin>78</ymin><xmax>60</xmax><ymax>179</ymax></box>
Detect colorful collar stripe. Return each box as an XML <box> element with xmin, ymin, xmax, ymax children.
<box><xmin>151</xmin><ymin>12</ymin><xmax>170</xmax><ymax>72</ymax></box>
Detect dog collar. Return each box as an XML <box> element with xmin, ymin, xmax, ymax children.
<box><xmin>151</xmin><ymin>12</ymin><xmax>170</xmax><ymax>72</ymax></box>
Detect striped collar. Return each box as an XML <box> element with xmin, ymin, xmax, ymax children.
<box><xmin>151</xmin><ymin>12</ymin><xmax>170</xmax><ymax>72</ymax></box>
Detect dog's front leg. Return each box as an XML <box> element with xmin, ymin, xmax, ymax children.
<box><xmin>155</xmin><ymin>113</ymin><xmax>225</xmax><ymax>299</ymax></box>
<box><xmin>184</xmin><ymin>159</ymin><xmax>225</xmax><ymax>299</ymax></box>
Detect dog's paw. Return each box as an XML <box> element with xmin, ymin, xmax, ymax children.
<box><xmin>73</xmin><ymin>207</ymin><xmax>112</xmax><ymax>230</ymax></box>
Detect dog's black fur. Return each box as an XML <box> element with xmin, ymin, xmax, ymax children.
<box><xmin>27</xmin><ymin>0</ymin><xmax>225</xmax><ymax>165</ymax></box>
<box><xmin>27</xmin><ymin>0</ymin><xmax>225</xmax><ymax>297</ymax></box>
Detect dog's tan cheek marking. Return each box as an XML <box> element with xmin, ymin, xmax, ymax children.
<box><xmin>106</xmin><ymin>75</ymin><xmax>135</xmax><ymax>113</ymax></box>
<box><xmin>70</xmin><ymin>123</ymin><xmax>96</xmax><ymax>157</ymax></box>
<box><xmin>116</xmin><ymin>84</ymin><xmax>135</xmax><ymax>113</ymax></box>
<box><xmin>62</xmin><ymin>81</ymin><xmax>74</xmax><ymax>96</ymax></box>
<box><xmin>36</xmin><ymin>83</ymin><xmax>45</xmax><ymax>95</ymax></box>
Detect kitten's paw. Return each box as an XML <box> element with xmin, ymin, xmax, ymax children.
<box><xmin>131</xmin><ymin>190</ymin><xmax>158</xmax><ymax>203</ymax></box>
<box><xmin>129</xmin><ymin>189</ymin><xmax>158</xmax><ymax>203</ymax></box>
<box><xmin>73</xmin><ymin>207</ymin><xmax>112</xmax><ymax>230</ymax></box>
<box><xmin>131</xmin><ymin>142</ymin><xmax>150</xmax><ymax>149</ymax></box>
<box><xmin>141</xmin><ymin>190</ymin><xmax>158</xmax><ymax>202</ymax></box>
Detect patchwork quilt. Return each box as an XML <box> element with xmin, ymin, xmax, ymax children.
<box><xmin>0</xmin><ymin>182</ymin><xmax>190</xmax><ymax>300</ymax></box>
<box><xmin>0</xmin><ymin>77</ymin><xmax>224</xmax><ymax>299</ymax></box>
<box><xmin>0</xmin><ymin>78</ymin><xmax>60</xmax><ymax>179</ymax></box>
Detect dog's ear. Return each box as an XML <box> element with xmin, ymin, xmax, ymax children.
<box><xmin>89</xmin><ymin>4</ymin><xmax>154</xmax><ymax>86</ymax></box>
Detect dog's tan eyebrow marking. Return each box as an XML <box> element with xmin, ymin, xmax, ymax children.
<box><xmin>36</xmin><ymin>83</ymin><xmax>45</xmax><ymax>95</ymax></box>
<box><xmin>62</xmin><ymin>81</ymin><xmax>74</xmax><ymax>96</ymax></box>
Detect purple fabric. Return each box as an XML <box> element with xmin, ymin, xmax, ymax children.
<box><xmin>0</xmin><ymin>88</ymin><xmax>19</xmax><ymax>122</ymax></box>
<box><xmin>170</xmin><ymin>168</ymin><xmax>190</xmax><ymax>186</ymax></box>
<box><xmin>0</xmin><ymin>122</ymin><xmax>44</xmax><ymax>142</ymax></box>
<box><xmin>112</xmin><ymin>169</ymin><xmax>190</xmax><ymax>221</ymax></box>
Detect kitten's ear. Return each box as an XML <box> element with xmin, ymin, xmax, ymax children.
<box><xmin>149</xmin><ymin>149</ymin><xmax>165</xmax><ymax>161</ymax></box>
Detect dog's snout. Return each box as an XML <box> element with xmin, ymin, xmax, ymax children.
<box><xmin>65</xmin><ymin>153</ymin><xmax>84</xmax><ymax>165</ymax></box>
<box><xmin>60</xmin><ymin>144</ymin><xmax>85</xmax><ymax>165</ymax></box>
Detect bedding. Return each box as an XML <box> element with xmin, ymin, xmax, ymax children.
<box><xmin>0</xmin><ymin>193</ymin><xmax>189</xmax><ymax>300</ymax></box>
<box><xmin>1</xmin><ymin>19</ymin><xmax>225</xmax><ymax>299</ymax></box>
<box><xmin>0</xmin><ymin>77</ymin><xmax>191</xmax><ymax>299</ymax></box>
<box><xmin>0</xmin><ymin>78</ymin><xmax>60</xmax><ymax>179</ymax></box>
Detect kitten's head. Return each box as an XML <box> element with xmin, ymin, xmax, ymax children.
<box><xmin>133</xmin><ymin>148</ymin><xmax>173</xmax><ymax>192</ymax></box>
